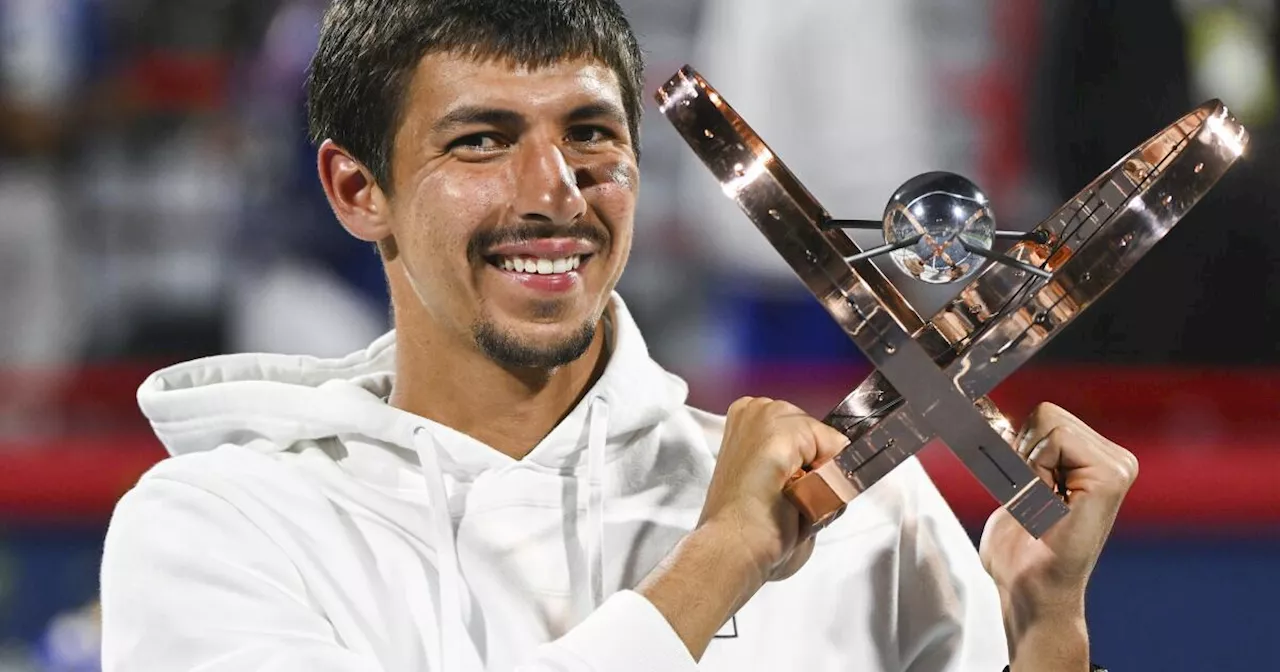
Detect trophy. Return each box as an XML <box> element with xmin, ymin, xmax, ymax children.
<box><xmin>657</xmin><ymin>66</ymin><xmax>1248</xmax><ymax>537</ymax></box>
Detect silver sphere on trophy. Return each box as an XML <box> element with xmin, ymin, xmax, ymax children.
<box><xmin>825</xmin><ymin>171</ymin><xmax>1054</xmax><ymax>285</ymax></box>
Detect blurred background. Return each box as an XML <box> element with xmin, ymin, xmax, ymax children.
<box><xmin>0</xmin><ymin>0</ymin><xmax>1277</xmax><ymax>669</ymax></box>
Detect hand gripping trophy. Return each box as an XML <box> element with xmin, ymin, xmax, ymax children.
<box><xmin>657</xmin><ymin>66</ymin><xmax>1249</xmax><ymax>538</ymax></box>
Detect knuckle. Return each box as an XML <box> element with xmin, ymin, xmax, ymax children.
<box><xmin>1029</xmin><ymin>402</ymin><xmax>1062</xmax><ymax>426</ymax></box>
<box><xmin>767</xmin><ymin>449</ymin><xmax>797</xmax><ymax>475</ymax></box>
<box><xmin>1101</xmin><ymin>456</ymin><xmax>1137</xmax><ymax>487</ymax></box>
<box><xmin>1041</xmin><ymin>401</ymin><xmax>1085</xmax><ymax>430</ymax></box>
<box><xmin>755</xmin><ymin>441</ymin><xmax>796</xmax><ymax>475</ymax></box>
<box><xmin>816</xmin><ymin>419</ymin><xmax>846</xmax><ymax>437</ymax></box>
<box><xmin>768</xmin><ymin>400</ymin><xmax>804</xmax><ymax>418</ymax></box>
<box><xmin>754</xmin><ymin>400</ymin><xmax>799</xmax><ymax>427</ymax></box>
<box><xmin>728</xmin><ymin>396</ymin><xmax>769</xmax><ymax>420</ymax></box>
<box><xmin>749</xmin><ymin>397</ymin><xmax>777</xmax><ymax>416</ymax></box>
<box><xmin>1119</xmin><ymin>451</ymin><xmax>1140</xmax><ymax>482</ymax></box>
<box><xmin>812</xmin><ymin>419</ymin><xmax>847</xmax><ymax>442</ymax></box>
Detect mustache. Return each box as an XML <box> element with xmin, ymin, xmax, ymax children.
<box><xmin>468</xmin><ymin>221</ymin><xmax>609</xmax><ymax>258</ymax></box>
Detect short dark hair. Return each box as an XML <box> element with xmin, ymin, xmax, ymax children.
<box><xmin>306</xmin><ymin>0</ymin><xmax>646</xmax><ymax>192</ymax></box>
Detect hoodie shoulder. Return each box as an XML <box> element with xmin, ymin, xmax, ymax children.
<box><xmin>124</xmin><ymin>440</ymin><xmax>336</xmax><ymax>526</ymax></box>
<box><xmin>140</xmin><ymin>440</ymin><xmax>285</xmax><ymax>480</ymax></box>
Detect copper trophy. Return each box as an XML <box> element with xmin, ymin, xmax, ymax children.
<box><xmin>657</xmin><ymin>66</ymin><xmax>1249</xmax><ymax>537</ymax></box>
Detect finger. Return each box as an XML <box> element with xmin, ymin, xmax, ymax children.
<box><xmin>1027</xmin><ymin>426</ymin><xmax>1138</xmax><ymax>500</ymax></box>
<box><xmin>1015</xmin><ymin>424</ymin><xmax>1039</xmax><ymax>460</ymax></box>
<box><xmin>762</xmin><ymin>412</ymin><xmax>844</xmax><ymax>473</ymax></box>
<box><xmin>1024</xmin><ymin>404</ymin><xmax>1146</xmax><ymax>496</ymax></box>
<box><xmin>1016</xmin><ymin>405</ymin><xmax>1095</xmax><ymax>500</ymax></box>
<box><xmin>1016</xmin><ymin>403</ymin><xmax>1108</xmax><ymax>470</ymax></box>
<box><xmin>1027</xmin><ymin>431</ymin><xmax>1133</xmax><ymax>558</ymax></box>
<box><xmin>778</xmin><ymin>405</ymin><xmax>849</xmax><ymax>458</ymax></box>
<box><xmin>1057</xmin><ymin>409</ymin><xmax>1136</xmax><ymax>467</ymax></box>
<box><xmin>1023</xmin><ymin>432</ymin><xmax>1059</xmax><ymax>492</ymax></box>
<box><xmin>1015</xmin><ymin>402</ymin><xmax>1065</xmax><ymax>460</ymax></box>
<box><xmin>1023</xmin><ymin>402</ymin><xmax>1129</xmax><ymax>464</ymax></box>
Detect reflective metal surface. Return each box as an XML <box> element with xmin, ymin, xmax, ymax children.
<box><xmin>882</xmin><ymin>171</ymin><xmax>995</xmax><ymax>284</ymax></box>
<box><xmin>657</xmin><ymin>65</ymin><xmax>1248</xmax><ymax>535</ymax></box>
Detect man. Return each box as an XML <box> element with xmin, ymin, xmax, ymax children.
<box><xmin>100</xmin><ymin>1</ymin><xmax>1137</xmax><ymax>670</ymax></box>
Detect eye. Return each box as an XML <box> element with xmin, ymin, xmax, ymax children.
<box><xmin>448</xmin><ymin>132</ymin><xmax>509</xmax><ymax>153</ymax></box>
<box><xmin>566</xmin><ymin>125</ymin><xmax>614</xmax><ymax>144</ymax></box>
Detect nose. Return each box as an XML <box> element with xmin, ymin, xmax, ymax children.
<box><xmin>512</xmin><ymin>138</ymin><xmax>588</xmax><ymax>226</ymax></box>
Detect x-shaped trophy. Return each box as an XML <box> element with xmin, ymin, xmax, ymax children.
<box><xmin>657</xmin><ymin>66</ymin><xmax>1248</xmax><ymax>537</ymax></box>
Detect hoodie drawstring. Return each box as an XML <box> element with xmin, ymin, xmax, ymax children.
<box><xmin>584</xmin><ymin>396</ymin><xmax>610</xmax><ymax>610</ymax></box>
<box><xmin>412</xmin><ymin>398</ymin><xmax>608</xmax><ymax>666</ymax></box>
<box><xmin>413</xmin><ymin>427</ymin><xmax>482</xmax><ymax>671</ymax></box>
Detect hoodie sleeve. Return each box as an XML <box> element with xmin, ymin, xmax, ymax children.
<box><xmin>517</xmin><ymin>590</ymin><xmax>700</xmax><ymax>671</ymax></box>
<box><xmin>892</xmin><ymin>461</ymin><xmax>1010</xmax><ymax>672</ymax></box>
<box><xmin>101</xmin><ymin>474</ymin><xmax>699</xmax><ymax>672</ymax></box>
<box><xmin>100</xmin><ymin>476</ymin><xmax>385</xmax><ymax>672</ymax></box>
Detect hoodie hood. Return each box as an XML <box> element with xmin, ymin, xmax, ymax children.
<box><xmin>137</xmin><ymin>293</ymin><xmax>689</xmax><ymax>469</ymax></box>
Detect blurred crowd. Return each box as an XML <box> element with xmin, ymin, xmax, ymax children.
<box><xmin>0</xmin><ymin>0</ymin><xmax>388</xmax><ymax>376</ymax></box>
<box><xmin>2</xmin><ymin>0</ymin><xmax>1279</xmax><ymax>378</ymax></box>
<box><xmin>1</xmin><ymin>0</ymin><xmax>1279</xmax><ymax>669</ymax></box>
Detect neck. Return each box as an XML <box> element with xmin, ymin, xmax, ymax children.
<box><xmin>389</xmin><ymin>304</ymin><xmax>612</xmax><ymax>461</ymax></box>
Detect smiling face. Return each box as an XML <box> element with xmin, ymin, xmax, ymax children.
<box><xmin>380</xmin><ymin>52</ymin><xmax>639</xmax><ymax>369</ymax></box>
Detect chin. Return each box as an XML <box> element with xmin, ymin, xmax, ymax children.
<box><xmin>471</xmin><ymin>313</ymin><xmax>599</xmax><ymax>370</ymax></box>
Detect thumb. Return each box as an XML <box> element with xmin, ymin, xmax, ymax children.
<box><xmin>809</xmin><ymin>420</ymin><xmax>850</xmax><ymax>465</ymax></box>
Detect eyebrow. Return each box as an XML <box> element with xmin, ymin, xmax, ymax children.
<box><xmin>431</xmin><ymin>106</ymin><xmax>526</xmax><ymax>135</ymax></box>
<box><xmin>430</xmin><ymin>101</ymin><xmax>628</xmax><ymax>136</ymax></box>
<box><xmin>565</xmin><ymin>101</ymin><xmax>628</xmax><ymax>128</ymax></box>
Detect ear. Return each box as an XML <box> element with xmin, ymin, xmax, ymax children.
<box><xmin>317</xmin><ymin>139</ymin><xmax>393</xmax><ymax>244</ymax></box>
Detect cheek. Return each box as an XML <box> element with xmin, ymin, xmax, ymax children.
<box><xmin>396</xmin><ymin>169</ymin><xmax>509</xmax><ymax>316</ymax></box>
<box><xmin>405</xmin><ymin>170</ymin><xmax>505</xmax><ymax>257</ymax></box>
<box><xmin>585</xmin><ymin>159</ymin><xmax>639</xmax><ymax>229</ymax></box>
<box><xmin>604</xmin><ymin>160</ymin><xmax>638</xmax><ymax>193</ymax></box>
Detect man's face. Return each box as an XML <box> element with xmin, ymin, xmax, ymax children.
<box><xmin>385</xmin><ymin>53</ymin><xmax>638</xmax><ymax>368</ymax></box>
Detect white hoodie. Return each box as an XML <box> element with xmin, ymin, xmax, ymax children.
<box><xmin>100</xmin><ymin>295</ymin><xmax>1009</xmax><ymax>671</ymax></box>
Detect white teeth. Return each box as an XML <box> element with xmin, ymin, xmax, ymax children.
<box><xmin>495</xmin><ymin>255</ymin><xmax>583</xmax><ymax>274</ymax></box>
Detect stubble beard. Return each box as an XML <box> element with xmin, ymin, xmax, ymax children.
<box><xmin>472</xmin><ymin>315</ymin><xmax>598</xmax><ymax>369</ymax></box>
